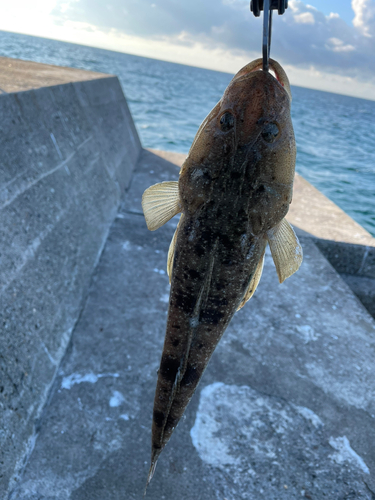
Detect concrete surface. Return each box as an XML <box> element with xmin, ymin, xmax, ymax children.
<box><xmin>9</xmin><ymin>149</ymin><xmax>375</xmax><ymax>500</ymax></box>
<box><xmin>288</xmin><ymin>172</ymin><xmax>375</xmax><ymax>318</ymax></box>
<box><xmin>0</xmin><ymin>57</ymin><xmax>141</xmax><ymax>497</ymax></box>
<box><xmin>0</xmin><ymin>57</ymin><xmax>109</xmax><ymax>94</ymax></box>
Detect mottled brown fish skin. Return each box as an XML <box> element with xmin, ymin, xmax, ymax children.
<box><xmin>148</xmin><ymin>59</ymin><xmax>296</xmax><ymax>478</ymax></box>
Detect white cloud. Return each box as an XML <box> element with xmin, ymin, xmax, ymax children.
<box><xmin>352</xmin><ymin>0</ymin><xmax>375</xmax><ymax>37</ymax></box>
<box><xmin>327</xmin><ymin>12</ymin><xmax>340</xmax><ymax>20</ymax></box>
<box><xmin>294</xmin><ymin>12</ymin><xmax>315</xmax><ymax>24</ymax></box>
<box><xmin>47</xmin><ymin>0</ymin><xmax>375</xmax><ymax>83</ymax></box>
<box><xmin>326</xmin><ymin>38</ymin><xmax>355</xmax><ymax>52</ymax></box>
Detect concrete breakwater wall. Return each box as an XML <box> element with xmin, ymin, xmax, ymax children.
<box><xmin>0</xmin><ymin>57</ymin><xmax>141</xmax><ymax>496</ymax></box>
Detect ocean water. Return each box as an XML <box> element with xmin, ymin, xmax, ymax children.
<box><xmin>1</xmin><ymin>31</ymin><xmax>374</xmax><ymax>236</ymax></box>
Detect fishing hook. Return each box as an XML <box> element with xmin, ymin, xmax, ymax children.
<box><xmin>250</xmin><ymin>0</ymin><xmax>288</xmax><ymax>72</ymax></box>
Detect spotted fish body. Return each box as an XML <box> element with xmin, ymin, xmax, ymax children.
<box><xmin>142</xmin><ymin>58</ymin><xmax>302</xmax><ymax>487</ymax></box>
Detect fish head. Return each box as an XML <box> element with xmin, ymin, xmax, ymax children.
<box><xmin>180</xmin><ymin>59</ymin><xmax>296</xmax><ymax>234</ymax></box>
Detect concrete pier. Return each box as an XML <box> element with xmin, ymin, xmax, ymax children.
<box><xmin>0</xmin><ymin>57</ymin><xmax>141</xmax><ymax>498</ymax></box>
<box><xmin>1</xmin><ymin>57</ymin><xmax>375</xmax><ymax>499</ymax></box>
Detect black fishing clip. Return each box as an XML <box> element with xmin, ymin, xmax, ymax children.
<box><xmin>250</xmin><ymin>0</ymin><xmax>288</xmax><ymax>72</ymax></box>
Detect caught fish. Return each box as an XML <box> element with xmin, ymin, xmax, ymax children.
<box><xmin>142</xmin><ymin>58</ymin><xmax>302</xmax><ymax>488</ymax></box>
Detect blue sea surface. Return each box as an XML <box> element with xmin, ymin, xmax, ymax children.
<box><xmin>1</xmin><ymin>31</ymin><xmax>374</xmax><ymax>236</ymax></box>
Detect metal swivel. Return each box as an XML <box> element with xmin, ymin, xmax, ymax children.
<box><xmin>250</xmin><ymin>0</ymin><xmax>261</xmax><ymax>17</ymax></box>
<box><xmin>278</xmin><ymin>0</ymin><xmax>288</xmax><ymax>15</ymax></box>
<box><xmin>250</xmin><ymin>0</ymin><xmax>288</xmax><ymax>15</ymax></box>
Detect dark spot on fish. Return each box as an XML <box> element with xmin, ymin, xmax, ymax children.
<box><xmin>153</xmin><ymin>410</ymin><xmax>165</xmax><ymax>428</ymax></box>
<box><xmin>220</xmin><ymin>234</ymin><xmax>232</xmax><ymax>249</ymax></box>
<box><xmin>181</xmin><ymin>364</ymin><xmax>200</xmax><ymax>386</ymax></box>
<box><xmin>197</xmin><ymin>342</ymin><xmax>205</xmax><ymax>349</ymax></box>
<box><xmin>222</xmin><ymin>258</ymin><xmax>233</xmax><ymax>266</ymax></box>
<box><xmin>188</xmin><ymin>269</ymin><xmax>201</xmax><ymax>280</ymax></box>
<box><xmin>211</xmin><ymin>297</ymin><xmax>228</xmax><ymax>307</ymax></box>
<box><xmin>152</xmin><ymin>442</ymin><xmax>162</xmax><ymax>449</ymax></box>
<box><xmin>173</xmin><ymin>290</ymin><xmax>196</xmax><ymax>313</ymax></box>
<box><xmin>160</xmin><ymin>355</ymin><xmax>180</xmax><ymax>382</ymax></box>
<box><xmin>230</xmin><ymin>171</ymin><xmax>241</xmax><ymax>180</ymax></box>
<box><xmin>174</xmin><ymin>274</ymin><xmax>184</xmax><ymax>285</ymax></box>
<box><xmin>199</xmin><ymin>308</ymin><xmax>225</xmax><ymax>324</ymax></box>
<box><xmin>201</xmin><ymin>230</ymin><xmax>212</xmax><ymax>243</ymax></box>
<box><xmin>172</xmin><ymin>324</ymin><xmax>181</xmax><ymax>330</ymax></box>
<box><xmin>166</xmin><ymin>414</ymin><xmax>178</xmax><ymax>429</ymax></box>
<box><xmin>202</xmin><ymin>170</ymin><xmax>212</xmax><ymax>181</ymax></box>
<box><xmin>195</xmin><ymin>243</ymin><xmax>205</xmax><ymax>256</ymax></box>
<box><xmin>171</xmin><ymin>337</ymin><xmax>180</xmax><ymax>347</ymax></box>
<box><xmin>258</xmin><ymin>184</ymin><xmax>265</xmax><ymax>193</ymax></box>
<box><xmin>223</xmin><ymin>143</ymin><xmax>232</xmax><ymax>155</ymax></box>
<box><xmin>174</xmin><ymin>249</ymin><xmax>179</xmax><ymax>261</ymax></box>
<box><xmin>216</xmin><ymin>282</ymin><xmax>225</xmax><ymax>291</ymax></box>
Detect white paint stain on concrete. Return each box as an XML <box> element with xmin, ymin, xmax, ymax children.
<box><xmin>305</xmin><ymin>362</ymin><xmax>373</xmax><ymax>412</ymax></box>
<box><xmin>295</xmin><ymin>325</ymin><xmax>320</xmax><ymax>344</ymax></box>
<box><xmin>191</xmin><ymin>382</ymin><xmax>370</xmax><ymax>491</ymax></box>
<box><xmin>109</xmin><ymin>390</ymin><xmax>125</xmax><ymax>407</ymax></box>
<box><xmin>61</xmin><ymin>372</ymin><xmax>119</xmax><ymax>390</ymax></box>
<box><xmin>190</xmin><ymin>382</ymin><xmax>294</xmax><ymax>468</ymax></box>
<box><xmin>190</xmin><ymin>383</ymin><xmax>237</xmax><ymax>467</ymax></box>
<box><xmin>294</xmin><ymin>405</ymin><xmax>323</xmax><ymax>428</ymax></box>
<box><xmin>329</xmin><ymin>436</ymin><xmax>369</xmax><ymax>474</ymax></box>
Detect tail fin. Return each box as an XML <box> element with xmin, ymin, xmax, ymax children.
<box><xmin>144</xmin><ymin>449</ymin><xmax>161</xmax><ymax>496</ymax></box>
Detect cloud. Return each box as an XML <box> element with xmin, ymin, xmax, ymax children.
<box><xmin>294</xmin><ymin>12</ymin><xmax>315</xmax><ymax>24</ymax></box>
<box><xmin>52</xmin><ymin>0</ymin><xmax>375</xmax><ymax>82</ymax></box>
<box><xmin>326</xmin><ymin>38</ymin><xmax>355</xmax><ymax>53</ymax></box>
<box><xmin>352</xmin><ymin>0</ymin><xmax>375</xmax><ymax>37</ymax></box>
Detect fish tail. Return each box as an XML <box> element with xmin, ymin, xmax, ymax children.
<box><xmin>144</xmin><ymin>448</ymin><xmax>161</xmax><ymax>495</ymax></box>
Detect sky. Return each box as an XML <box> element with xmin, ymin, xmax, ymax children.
<box><xmin>1</xmin><ymin>0</ymin><xmax>375</xmax><ymax>99</ymax></box>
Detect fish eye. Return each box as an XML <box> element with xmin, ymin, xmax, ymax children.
<box><xmin>219</xmin><ymin>112</ymin><xmax>235</xmax><ymax>132</ymax></box>
<box><xmin>261</xmin><ymin>123</ymin><xmax>279</xmax><ymax>143</ymax></box>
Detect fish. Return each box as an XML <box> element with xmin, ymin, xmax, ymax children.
<box><xmin>141</xmin><ymin>58</ymin><xmax>303</xmax><ymax>489</ymax></box>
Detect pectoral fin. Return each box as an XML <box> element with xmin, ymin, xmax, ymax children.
<box><xmin>142</xmin><ymin>181</ymin><xmax>181</xmax><ymax>231</ymax></box>
<box><xmin>266</xmin><ymin>218</ymin><xmax>303</xmax><ymax>283</ymax></box>
<box><xmin>237</xmin><ymin>249</ymin><xmax>265</xmax><ymax>311</ymax></box>
<box><xmin>167</xmin><ymin>214</ymin><xmax>184</xmax><ymax>283</ymax></box>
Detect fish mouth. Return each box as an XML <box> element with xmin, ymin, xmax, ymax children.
<box><xmin>233</xmin><ymin>58</ymin><xmax>292</xmax><ymax>101</ymax></box>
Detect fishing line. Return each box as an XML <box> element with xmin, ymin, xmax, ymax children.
<box><xmin>250</xmin><ymin>0</ymin><xmax>289</xmax><ymax>72</ymax></box>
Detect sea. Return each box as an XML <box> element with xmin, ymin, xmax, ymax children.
<box><xmin>1</xmin><ymin>31</ymin><xmax>374</xmax><ymax>236</ymax></box>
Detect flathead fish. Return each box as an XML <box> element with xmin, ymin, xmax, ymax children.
<box><xmin>142</xmin><ymin>58</ymin><xmax>302</xmax><ymax>488</ymax></box>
